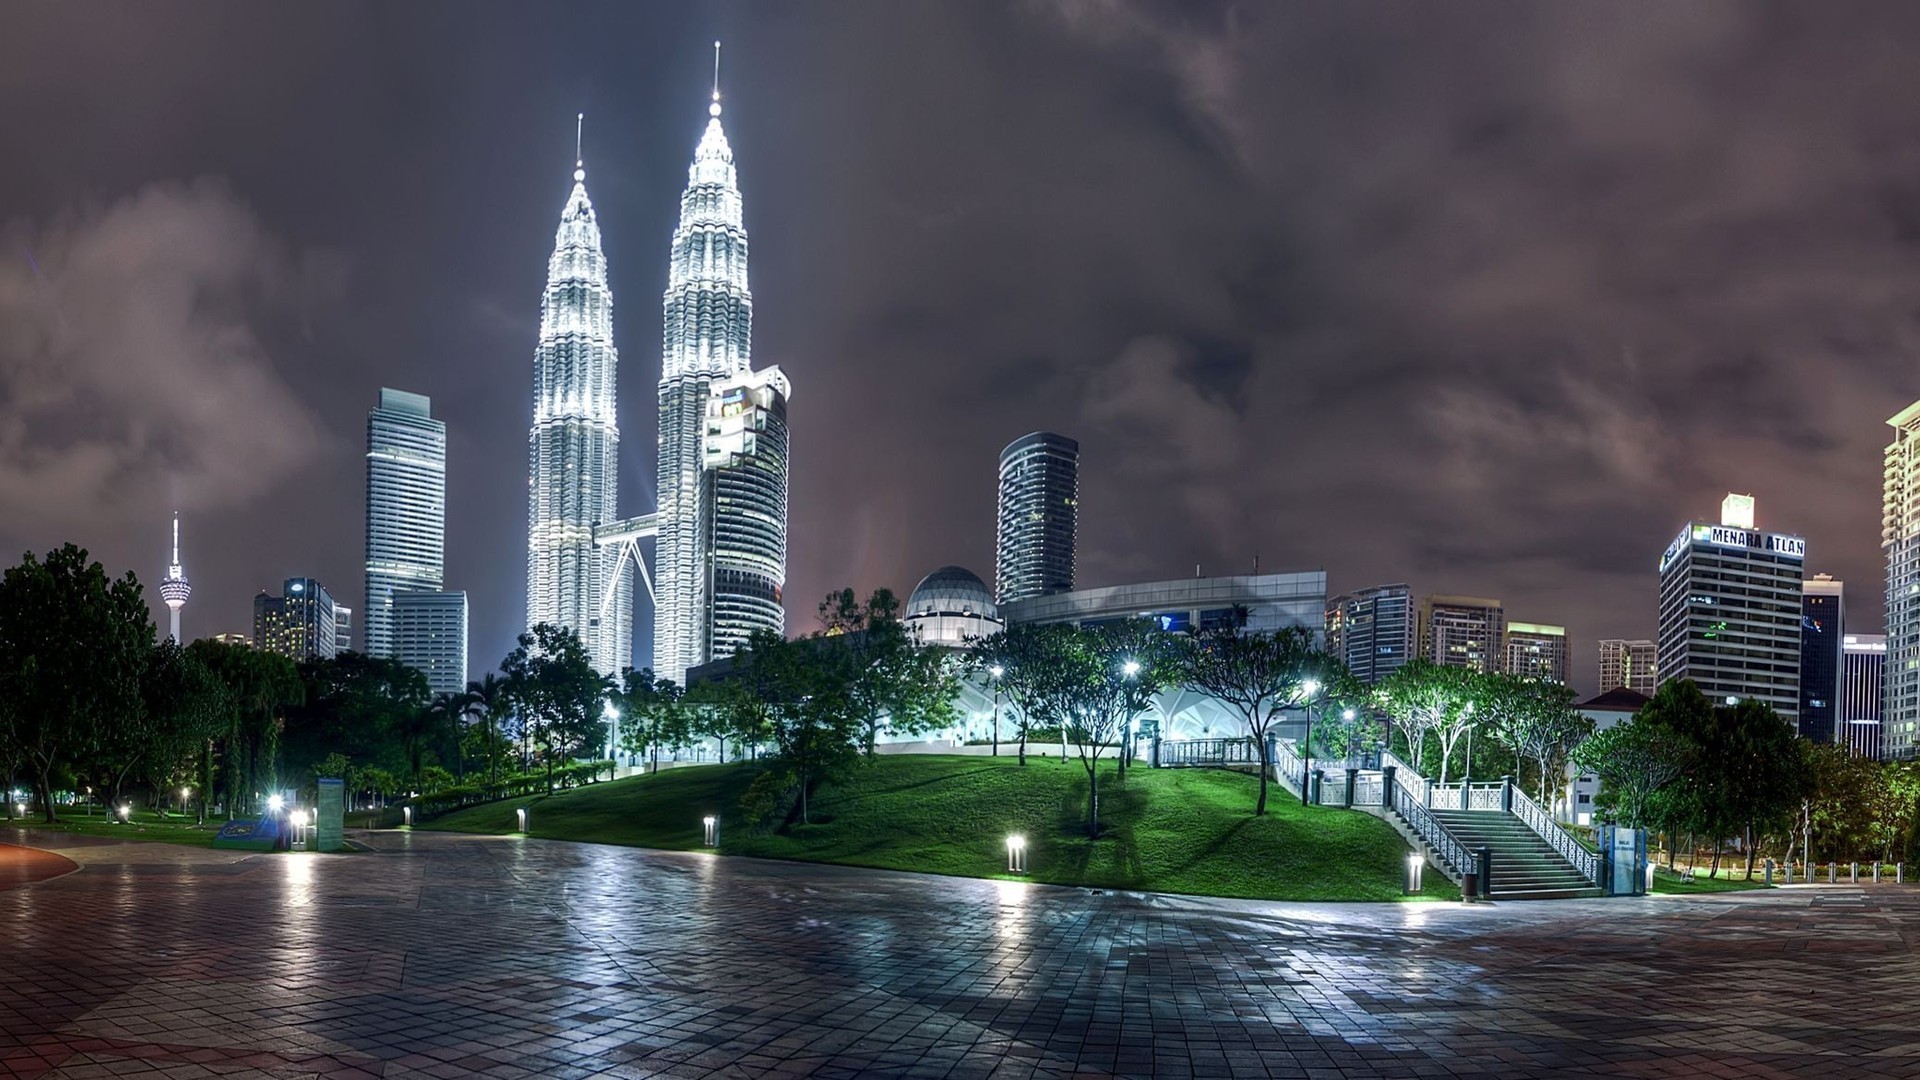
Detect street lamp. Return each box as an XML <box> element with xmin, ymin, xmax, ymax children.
<box><xmin>1299</xmin><ymin>679</ymin><xmax>1324</xmax><ymax>806</ymax></box>
<box><xmin>988</xmin><ymin>665</ymin><xmax>1004</xmax><ymax>757</ymax></box>
<box><xmin>603</xmin><ymin>701</ymin><xmax>620</xmax><ymax>773</ymax></box>
<box><xmin>1122</xmin><ymin>659</ymin><xmax>1141</xmax><ymax>677</ymax></box>
<box><xmin>1342</xmin><ymin>708</ymin><xmax>1357</xmax><ymax>768</ymax></box>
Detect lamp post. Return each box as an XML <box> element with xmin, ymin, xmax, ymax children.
<box><xmin>1121</xmin><ymin>660</ymin><xmax>1141</xmax><ymax>773</ymax></box>
<box><xmin>1300</xmin><ymin>679</ymin><xmax>1322</xmax><ymax>806</ymax></box>
<box><xmin>1341</xmin><ymin>709</ymin><xmax>1357</xmax><ymax>769</ymax></box>
<box><xmin>603</xmin><ymin>701</ymin><xmax>620</xmax><ymax>776</ymax></box>
<box><xmin>988</xmin><ymin>665</ymin><xmax>1003</xmax><ymax>757</ymax></box>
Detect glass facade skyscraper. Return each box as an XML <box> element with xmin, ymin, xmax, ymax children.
<box><xmin>254</xmin><ymin>578</ymin><xmax>339</xmax><ymax>661</ymax></box>
<box><xmin>1419</xmin><ymin>596</ymin><xmax>1505</xmax><ymax>673</ymax></box>
<box><xmin>703</xmin><ymin>368</ymin><xmax>790</xmax><ymax>662</ymax></box>
<box><xmin>365</xmin><ymin>388</ymin><xmax>446</xmax><ymax>658</ymax></box>
<box><xmin>395</xmin><ymin>590</ymin><xmax>468</xmax><ymax>698</ymax></box>
<box><xmin>995</xmin><ymin>432</ymin><xmax>1079</xmax><ymax>605</ymax></box>
<box><xmin>1843</xmin><ymin>633</ymin><xmax>1887</xmax><ymax>758</ymax></box>
<box><xmin>1799</xmin><ymin>574</ymin><xmax>1844</xmax><ymax>743</ymax></box>
<box><xmin>527</xmin><ymin>151</ymin><xmax>626</xmax><ymax>674</ymax></box>
<box><xmin>1884</xmin><ymin>402</ymin><xmax>1920</xmax><ymax>758</ymax></box>
<box><xmin>1657</xmin><ymin>496</ymin><xmax>1806</xmax><ymax>721</ymax></box>
<box><xmin>1325</xmin><ymin>584</ymin><xmax>1414</xmax><ymax>685</ymax></box>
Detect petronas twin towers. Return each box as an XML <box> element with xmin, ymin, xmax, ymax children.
<box><xmin>526</xmin><ymin>60</ymin><xmax>790</xmax><ymax>683</ymax></box>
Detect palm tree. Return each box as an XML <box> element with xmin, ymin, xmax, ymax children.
<box><xmin>465</xmin><ymin>673</ymin><xmax>509</xmax><ymax>789</ymax></box>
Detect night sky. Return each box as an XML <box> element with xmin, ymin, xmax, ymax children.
<box><xmin>5</xmin><ymin>2</ymin><xmax>1919</xmax><ymax>693</ymax></box>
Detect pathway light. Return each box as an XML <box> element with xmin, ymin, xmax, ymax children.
<box><xmin>1006</xmin><ymin>834</ymin><xmax>1028</xmax><ymax>875</ymax></box>
<box><xmin>703</xmin><ymin>815</ymin><xmax>718</xmax><ymax>847</ymax></box>
<box><xmin>1404</xmin><ymin>852</ymin><xmax>1425</xmax><ymax>895</ymax></box>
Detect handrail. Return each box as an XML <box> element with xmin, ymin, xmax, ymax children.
<box><xmin>1390</xmin><ymin>782</ymin><xmax>1479</xmax><ymax>881</ymax></box>
<box><xmin>1510</xmin><ymin>784</ymin><xmax>1601</xmax><ymax>884</ymax></box>
<box><xmin>1271</xmin><ymin>737</ymin><xmax>1305</xmax><ymax>796</ymax></box>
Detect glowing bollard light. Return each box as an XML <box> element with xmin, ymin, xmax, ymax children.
<box><xmin>515</xmin><ymin>808</ymin><xmax>528</xmax><ymax>834</ymax></box>
<box><xmin>402</xmin><ymin>806</ymin><xmax>412</xmax><ymax>828</ymax></box>
<box><xmin>702</xmin><ymin>815</ymin><xmax>718</xmax><ymax>848</ymax></box>
<box><xmin>1006</xmin><ymin>834</ymin><xmax>1028</xmax><ymax>875</ymax></box>
<box><xmin>118</xmin><ymin>805</ymin><xmax>131</xmax><ymax>823</ymax></box>
<box><xmin>1404</xmin><ymin>852</ymin><xmax>1425</xmax><ymax>895</ymax></box>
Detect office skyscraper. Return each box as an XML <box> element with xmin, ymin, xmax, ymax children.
<box><xmin>1504</xmin><ymin>623</ymin><xmax>1569</xmax><ymax>684</ymax></box>
<box><xmin>158</xmin><ymin>512</ymin><xmax>190</xmax><ymax>644</ymax></box>
<box><xmin>1657</xmin><ymin>494</ymin><xmax>1805</xmax><ymax>721</ymax></box>
<box><xmin>395</xmin><ymin>590</ymin><xmax>468</xmax><ymax>698</ymax></box>
<box><xmin>654</xmin><ymin>72</ymin><xmax>788</xmax><ymax>683</ymax></box>
<box><xmin>1597</xmin><ymin>639</ymin><xmax>1657</xmax><ymax>695</ymax></box>
<box><xmin>1885</xmin><ymin>402</ymin><xmax>1920</xmax><ymax>757</ymax></box>
<box><xmin>703</xmin><ymin>369</ymin><xmax>790</xmax><ymax>663</ymax></box>
<box><xmin>1799</xmin><ymin>575</ymin><xmax>1844</xmax><ymax>743</ymax></box>
<box><xmin>366</xmin><ymin>388</ymin><xmax>446</xmax><ymax>658</ymax></box>
<box><xmin>254</xmin><ymin>578</ymin><xmax>339</xmax><ymax>660</ymax></box>
<box><xmin>995</xmin><ymin>432</ymin><xmax>1079</xmax><ymax>605</ymax></box>
<box><xmin>1843</xmin><ymin>634</ymin><xmax>1887</xmax><ymax>759</ymax></box>
<box><xmin>527</xmin><ymin>136</ymin><xmax>625</xmax><ymax>673</ymax></box>
<box><xmin>335</xmin><ymin>606</ymin><xmax>353</xmax><ymax>654</ymax></box>
<box><xmin>1325</xmin><ymin>584</ymin><xmax>1415</xmax><ymax>684</ymax></box>
<box><xmin>1420</xmin><ymin>596</ymin><xmax>1505</xmax><ymax>673</ymax></box>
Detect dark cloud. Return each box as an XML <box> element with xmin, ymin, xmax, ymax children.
<box><xmin>3</xmin><ymin>1</ymin><xmax>1916</xmax><ymax>689</ymax></box>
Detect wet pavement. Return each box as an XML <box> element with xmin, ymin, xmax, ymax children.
<box><xmin>0</xmin><ymin>827</ymin><xmax>1916</xmax><ymax>1078</ymax></box>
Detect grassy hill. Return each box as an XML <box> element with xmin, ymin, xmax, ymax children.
<box><xmin>426</xmin><ymin>754</ymin><xmax>1456</xmax><ymax>903</ymax></box>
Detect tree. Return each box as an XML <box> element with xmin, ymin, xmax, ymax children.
<box><xmin>815</xmin><ymin>588</ymin><xmax>958</xmax><ymax>756</ymax></box>
<box><xmin>736</xmin><ymin>629</ymin><xmax>862</xmax><ymax>825</ymax></box>
<box><xmin>1374</xmin><ymin>659</ymin><xmax>1478</xmax><ymax>783</ymax></box>
<box><xmin>462</xmin><ymin>673</ymin><xmax>511</xmax><ymax>787</ymax></box>
<box><xmin>135</xmin><ymin>640</ymin><xmax>231</xmax><ymax>813</ymax></box>
<box><xmin>1021</xmin><ymin>620</ymin><xmax>1173</xmax><ymax>837</ymax></box>
<box><xmin>1572</xmin><ymin>709</ymin><xmax>1692</xmax><ymax>829</ymax></box>
<box><xmin>0</xmin><ymin>545</ymin><xmax>151</xmax><ymax>822</ymax></box>
<box><xmin>500</xmin><ymin>624</ymin><xmax>610</xmax><ymax>793</ymax></box>
<box><xmin>966</xmin><ymin>625</ymin><xmax>1061</xmax><ymax>765</ymax></box>
<box><xmin>1478</xmin><ymin>674</ymin><xmax>1592</xmax><ymax>804</ymax></box>
<box><xmin>1178</xmin><ymin>623</ymin><xmax>1322</xmax><ymax>816</ymax></box>
<box><xmin>1711</xmin><ymin>699</ymin><xmax>1809</xmax><ymax>879</ymax></box>
<box><xmin>616</xmin><ymin>669</ymin><xmax>689</xmax><ymax>774</ymax></box>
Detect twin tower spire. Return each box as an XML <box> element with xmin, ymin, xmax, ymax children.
<box><xmin>526</xmin><ymin>44</ymin><xmax>791</xmax><ymax>683</ymax></box>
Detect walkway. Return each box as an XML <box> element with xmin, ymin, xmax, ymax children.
<box><xmin>0</xmin><ymin>828</ymin><xmax>1914</xmax><ymax>1078</ymax></box>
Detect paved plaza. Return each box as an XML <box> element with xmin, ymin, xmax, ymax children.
<box><xmin>1</xmin><ymin>830</ymin><xmax>1917</xmax><ymax>1079</ymax></box>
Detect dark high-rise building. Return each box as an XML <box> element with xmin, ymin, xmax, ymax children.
<box><xmin>1842</xmin><ymin>633</ymin><xmax>1886</xmax><ymax>759</ymax></box>
<box><xmin>1325</xmin><ymin>584</ymin><xmax>1415</xmax><ymax>684</ymax></box>
<box><xmin>366</xmin><ymin>388</ymin><xmax>446</xmax><ymax>659</ymax></box>
<box><xmin>1657</xmin><ymin>494</ymin><xmax>1805</xmax><ymax>722</ymax></box>
<box><xmin>1419</xmin><ymin>595</ymin><xmax>1505</xmax><ymax>673</ymax></box>
<box><xmin>253</xmin><ymin>578</ymin><xmax>339</xmax><ymax>661</ymax></box>
<box><xmin>1798</xmin><ymin>574</ymin><xmax>1844</xmax><ymax>743</ymax></box>
<box><xmin>995</xmin><ymin>432</ymin><xmax>1079</xmax><ymax>605</ymax></box>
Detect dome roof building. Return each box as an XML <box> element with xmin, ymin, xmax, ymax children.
<box><xmin>904</xmin><ymin>566</ymin><xmax>1004</xmax><ymax>646</ymax></box>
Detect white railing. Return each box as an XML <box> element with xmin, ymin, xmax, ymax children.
<box><xmin>1510</xmin><ymin>784</ymin><xmax>1601</xmax><ymax>884</ymax></box>
<box><xmin>1389</xmin><ymin>783</ymin><xmax>1480</xmax><ymax>882</ymax></box>
<box><xmin>1353</xmin><ymin>774</ymin><xmax>1383</xmax><ymax>806</ymax></box>
<box><xmin>1429</xmin><ymin>782</ymin><xmax>1505</xmax><ymax>812</ymax></box>
<box><xmin>1384</xmin><ymin>753</ymin><xmax>1427</xmax><ymax>808</ymax></box>
<box><xmin>1271</xmin><ymin>738</ymin><xmax>1305</xmax><ymax>797</ymax></box>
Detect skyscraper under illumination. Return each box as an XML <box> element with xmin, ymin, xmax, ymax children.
<box><xmin>158</xmin><ymin>512</ymin><xmax>190</xmax><ymax>643</ymax></box>
<box><xmin>655</xmin><ymin>57</ymin><xmax>788</xmax><ymax>683</ymax></box>
<box><xmin>527</xmin><ymin>131</ymin><xmax>626</xmax><ymax>673</ymax></box>
<box><xmin>366</xmin><ymin>388</ymin><xmax>446</xmax><ymax>658</ymax></box>
<box><xmin>995</xmin><ymin>432</ymin><xmax>1079</xmax><ymax>605</ymax></box>
<box><xmin>1886</xmin><ymin>402</ymin><xmax>1920</xmax><ymax>758</ymax></box>
<box><xmin>1657</xmin><ymin>494</ymin><xmax>1805</xmax><ymax>721</ymax></box>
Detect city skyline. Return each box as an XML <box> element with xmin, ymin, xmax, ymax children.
<box><xmin>6</xmin><ymin>6</ymin><xmax>1918</xmax><ymax>692</ymax></box>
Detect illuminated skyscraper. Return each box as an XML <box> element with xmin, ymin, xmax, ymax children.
<box><xmin>1597</xmin><ymin>639</ymin><xmax>1656</xmax><ymax>695</ymax></box>
<box><xmin>995</xmin><ymin>432</ymin><xmax>1079</xmax><ymax>605</ymax></box>
<box><xmin>1886</xmin><ymin>403</ymin><xmax>1920</xmax><ymax>757</ymax></box>
<box><xmin>366</xmin><ymin>388</ymin><xmax>445</xmax><ymax>658</ymax></box>
<box><xmin>158</xmin><ymin>512</ymin><xmax>190</xmax><ymax>643</ymax></box>
<box><xmin>655</xmin><ymin>55</ymin><xmax>786</xmax><ymax>683</ymax></box>
<box><xmin>254</xmin><ymin>578</ymin><xmax>339</xmax><ymax>660</ymax></box>
<box><xmin>527</xmin><ymin>125</ymin><xmax>626</xmax><ymax>673</ymax></box>
<box><xmin>1419</xmin><ymin>596</ymin><xmax>1505</xmax><ymax>673</ymax></box>
<box><xmin>1325</xmin><ymin>584</ymin><xmax>1414</xmax><ymax>685</ymax></box>
<box><xmin>1657</xmin><ymin>494</ymin><xmax>1805</xmax><ymax>721</ymax></box>
<box><xmin>1504</xmin><ymin>623</ymin><xmax>1568</xmax><ymax>684</ymax></box>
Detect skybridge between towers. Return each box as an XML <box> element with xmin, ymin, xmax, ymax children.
<box><xmin>595</xmin><ymin>514</ymin><xmax>659</xmax><ymax>624</ymax></box>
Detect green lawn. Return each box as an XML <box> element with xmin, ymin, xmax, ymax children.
<box><xmin>427</xmin><ymin>754</ymin><xmax>1458</xmax><ymax>903</ymax></box>
<box><xmin>1650</xmin><ymin>866</ymin><xmax>1772</xmax><ymax>894</ymax></box>
<box><xmin>4</xmin><ymin>809</ymin><xmax>223</xmax><ymax>847</ymax></box>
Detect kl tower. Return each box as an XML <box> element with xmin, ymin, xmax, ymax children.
<box><xmin>159</xmin><ymin>512</ymin><xmax>191</xmax><ymax>643</ymax></box>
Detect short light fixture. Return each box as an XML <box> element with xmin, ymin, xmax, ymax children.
<box><xmin>267</xmin><ymin>794</ymin><xmax>285</xmax><ymax>814</ymax></box>
<box><xmin>1404</xmin><ymin>852</ymin><xmax>1425</xmax><ymax>895</ymax></box>
<box><xmin>703</xmin><ymin>815</ymin><xmax>718</xmax><ymax>847</ymax></box>
<box><xmin>1006</xmin><ymin>834</ymin><xmax>1028</xmax><ymax>875</ymax></box>
<box><xmin>1342</xmin><ymin>708</ymin><xmax>1356</xmax><ymax>721</ymax></box>
<box><xmin>119</xmin><ymin>805</ymin><xmax>131</xmax><ymax>822</ymax></box>
<box><xmin>515</xmin><ymin>807</ymin><xmax>528</xmax><ymax>834</ymax></box>
<box><xmin>402</xmin><ymin>806</ymin><xmax>413</xmax><ymax>827</ymax></box>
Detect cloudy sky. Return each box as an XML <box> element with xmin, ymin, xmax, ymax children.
<box><xmin>5</xmin><ymin>1</ymin><xmax>1919</xmax><ymax>691</ymax></box>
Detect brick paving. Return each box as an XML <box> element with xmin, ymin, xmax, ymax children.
<box><xmin>1</xmin><ymin>828</ymin><xmax>1918</xmax><ymax>1078</ymax></box>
